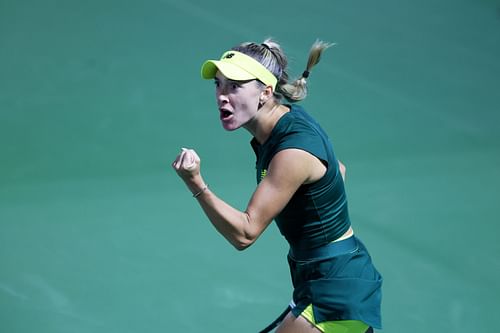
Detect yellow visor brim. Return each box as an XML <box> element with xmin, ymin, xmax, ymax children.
<box><xmin>201</xmin><ymin>51</ymin><xmax>277</xmax><ymax>90</ymax></box>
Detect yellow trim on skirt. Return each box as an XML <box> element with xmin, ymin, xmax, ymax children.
<box><xmin>301</xmin><ymin>304</ymin><xmax>369</xmax><ymax>333</ymax></box>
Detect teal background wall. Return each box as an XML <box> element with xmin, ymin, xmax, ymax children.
<box><xmin>1</xmin><ymin>0</ymin><xmax>499</xmax><ymax>332</ymax></box>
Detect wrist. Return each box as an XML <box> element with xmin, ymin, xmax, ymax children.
<box><xmin>192</xmin><ymin>184</ymin><xmax>209</xmax><ymax>198</ymax></box>
<box><xmin>185</xmin><ymin>177</ymin><xmax>207</xmax><ymax>197</ymax></box>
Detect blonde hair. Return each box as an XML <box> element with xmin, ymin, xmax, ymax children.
<box><xmin>231</xmin><ymin>38</ymin><xmax>333</xmax><ymax>103</ymax></box>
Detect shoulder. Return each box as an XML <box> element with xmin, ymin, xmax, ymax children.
<box><xmin>276</xmin><ymin>106</ymin><xmax>324</xmax><ymax>145</ymax></box>
<box><xmin>275</xmin><ymin>105</ymin><xmax>320</xmax><ymax>137</ymax></box>
<box><xmin>273</xmin><ymin>104</ymin><xmax>331</xmax><ymax>163</ymax></box>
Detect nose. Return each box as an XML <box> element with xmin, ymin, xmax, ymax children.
<box><xmin>217</xmin><ymin>91</ymin><xmax>229</xmax><ymax>105</ymax></box>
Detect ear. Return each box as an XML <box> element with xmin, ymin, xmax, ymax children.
<box><xmin>259</xmin><ymin>85</ymin><xmax>274</xmax><ymax>104</ymax></box>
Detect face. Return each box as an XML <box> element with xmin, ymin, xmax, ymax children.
<box><xmin>214</xmin><ymin>71</ymin><xmax>263</xmax><ymax>131</ymax></box>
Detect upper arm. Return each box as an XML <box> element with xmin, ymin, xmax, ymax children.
<box><xmin>242</xmin><ymin>148</ymin><xmax>325</xmax><ymax>242</ymax></box>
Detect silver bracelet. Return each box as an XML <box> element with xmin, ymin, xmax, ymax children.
<box><xmin>193</xmin><ymin>184</ymin><xmax>209</xmax><ymax>198</ymax></box>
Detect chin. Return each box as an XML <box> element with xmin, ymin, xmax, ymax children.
<box><xmin>221</xmin><ymin>121</ymin><xmax>240</xmax><ymax>131</ymax></box>
<box><xmin>222</xmin><ymin>125</ymin><xmax>239</xmax><ymax>132</ymax></box>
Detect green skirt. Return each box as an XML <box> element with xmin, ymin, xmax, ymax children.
<box><xmin>287</xmin><ymin>236</ymin><xmax>382</xmax><ymax>329</ymax></box>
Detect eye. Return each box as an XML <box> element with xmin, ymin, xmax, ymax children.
<box><xmin>214</xmin><ymin>80</ymin><xmax>220</xmax><ymax>88</ymax></box>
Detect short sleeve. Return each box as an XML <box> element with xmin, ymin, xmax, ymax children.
<box><xmin>275</xmin><ymin>119</ymin><xmax>329</xmax><ymax>165</ymax></box>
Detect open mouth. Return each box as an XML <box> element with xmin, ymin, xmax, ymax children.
<box><xmin>220</xmin><ymin>109</ymin><xmax>233</xmax><ymax>120</ymax></box>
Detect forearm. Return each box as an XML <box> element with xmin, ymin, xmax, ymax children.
<box><xmin>173</xmin><ymin>148</ymin><xmax>259</xmax><ymax>250</ymax></box>
<box><xmin>186</xmin><ymin>178</ymin><xmax>254</xmax><ymax>250</ymax></box>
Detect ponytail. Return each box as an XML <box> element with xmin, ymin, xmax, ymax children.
<box><xmin>232</xmin><ymin>38</ymin><xmax>333</xmax><ymax>103</ymax></box>
<box><xmin>278</xmin><ymin>40</ymin><xmax>333</xmax><ymax>103</ymax></box>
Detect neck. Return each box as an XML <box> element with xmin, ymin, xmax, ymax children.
<box><xmin>245</xmin><ymin>102</ymin><xmax>288</xmax><ymax>144</ymax></box>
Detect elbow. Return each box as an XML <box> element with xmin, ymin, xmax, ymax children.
<box><xmin>232</xmin><ymin>236</ymin><xmax>256</xmax><ymax>251</ymax></box>
<box><xmin>233</xmin><ymin>212</ymin><xmax>258</xmax><ymax>251</ymax></box>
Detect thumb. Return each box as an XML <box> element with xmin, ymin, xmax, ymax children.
<box><xmin>182</xmin><ymin>148</ymin><xmax>197</xmax><ymax>171</ymax></box>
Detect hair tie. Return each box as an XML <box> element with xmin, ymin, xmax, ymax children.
<box><xmin>302</xmin><ymin>70</ymin><xmax>310</xmax><ymax>79</ymax></box>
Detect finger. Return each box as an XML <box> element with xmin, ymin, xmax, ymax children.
<box><xmin>172</xmin><ymin>154</ymin><xmax>181</xmax><ymax>169</ymax></box>
<box><xmin>183</xmin><ymin>150</ymin><xmax>197</xmax><ymax>170</ymax></box>
<box><xmin>190</xmin><ymin>149</ymin><xmax>201</xmax><ymax>163</ymax></box>
<box><xmin>174</xmin><ymin>150</ymin><xmax>187</xmax><ymax>169</ymax></box>
<box><xmin>179</xmin><ymin>150</ymin><xmax>189</xmax><ymax>168</ymax></box>
<box><xmin>178</xmin><ymin>148</ymin><xmax>191</xmax><ymax>169</ymax></box>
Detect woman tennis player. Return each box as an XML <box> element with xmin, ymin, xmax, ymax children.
<box><xmin>172</xmin><ymin>39</ymin><xmax>382</xmax><ymax>333</ymax></box>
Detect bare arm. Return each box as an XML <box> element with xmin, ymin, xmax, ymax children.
<box><xmin>172</xmin><ymin>148</ymin><xmax>325</xmax><ymax>250</ymax></box>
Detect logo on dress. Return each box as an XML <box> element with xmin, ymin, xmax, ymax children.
<box><xmin>259</xmin><ymin>169</ymin><xmax>267</xmax><ymax>182</ymax></box>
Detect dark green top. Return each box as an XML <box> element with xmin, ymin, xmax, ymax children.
<box><xmin>251</xmin><ymin>104</ymin><xmax>351</xmax><ymax>251</ymax></box>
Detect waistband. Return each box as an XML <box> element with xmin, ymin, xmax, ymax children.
<box><xmin>288</xmin><ymin>236</ymin><xmax>358</xmax><ymax>261</ymax></box>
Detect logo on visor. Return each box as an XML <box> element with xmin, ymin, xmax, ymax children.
<box><xmin>223</xmin><ymin>53</ymin><xmax>235</xmax><ymax>59</ymax></box>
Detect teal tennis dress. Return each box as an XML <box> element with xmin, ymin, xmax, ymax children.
<box><xmin>251</xmin><ymin>104</ymin><xmax>382</xmax><ymax>329</ymax></box>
